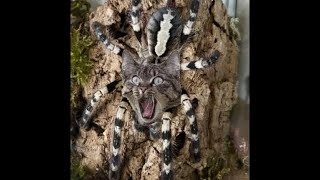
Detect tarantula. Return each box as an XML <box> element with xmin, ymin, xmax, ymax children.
<box><xmin>79</xmin><ymin>0</ymin><xmax>220</xmax><ymax>179</ymax></box>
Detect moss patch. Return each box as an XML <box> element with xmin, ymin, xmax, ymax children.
<box><xmin>71</xmin><ymin>153</ymin><xmax>91</xmax><ymax>180</ymax></box>
<box><xmin>200</xmin><ymin>136</ymin><xmax>247</xmax><ymax>180</ymax></box>
<box><xmin>70</xmin><ymin>0</ymin><xmax>94</xmax><ymax>108</ymax></box>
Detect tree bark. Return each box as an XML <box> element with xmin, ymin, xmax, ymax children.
<box><xmin>74</xmin><ymin>0</ymin><xmax>239</xmax><ymax>179</ymax></box>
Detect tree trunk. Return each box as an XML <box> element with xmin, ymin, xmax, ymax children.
<box><xmin>74</xmin><ymin>0</ymin><xmax>240</xmax><ymax>179</ymax></box>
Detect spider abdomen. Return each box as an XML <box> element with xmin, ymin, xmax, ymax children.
<box><xmin>147</xmin><ymin>7</ymin><xmax>182</xmax><ymax>58</ymax></box>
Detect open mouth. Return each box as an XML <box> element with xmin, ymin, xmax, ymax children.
<box><xmin>139</xmin><ymin>96</ymin><xmax>156</xmax><ymax>120</ymax></box>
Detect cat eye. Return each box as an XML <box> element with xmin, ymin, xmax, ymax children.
<box><xmin>132</xmin><ymin>76</ymin><xmax>141</xmax><ymax>85</ymax></box>
<box><xmin>153</xmin><ymin>77</ymin><xmax>163</xmax><ymax>85</ymax></box>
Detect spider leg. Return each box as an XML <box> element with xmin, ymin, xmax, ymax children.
<box><xmin>181</xmin><ymin>89</ymin><xmax>201</xmax><ymax>162</ymax></box>
<box><xmin>180</xmin><ymin>50</ymin><xmax>220</xmax><ymax>70</ymax></box>
<box><xmin>131</xmin><ymin>0</ymin><xmax>149</xmax><ymax>58</ymax></box>
<box><xmin>79</xmin><ymin>80</ymin><xmax>122</xmax><ymax>129</ymax></box>
<box><xmin>131</xmin><ymin>0</ymin><xmax>142</xmax><ymax>44</ymax></box>
<box><xmin>92</xmin><ymin>21</ymin><xmax>124</xmax><ymax>55</ymax></box>
<box><xmin>109</xmin><ymin>97</ymin><xmax>130</xmax><ymax>180</ymax></box>
<box><xmin>161</xmin><ymin>111</ymin><xmax>173</xmax><ymax>180</ymax></box>
<box><xmin>180</xmin><ymin>0</ymin><xmax>200</xmax><ymax>44</ymax></box>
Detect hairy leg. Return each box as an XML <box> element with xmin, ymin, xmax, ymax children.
<box><xmin>131</xmin><ymin>0</ymin><xmax>150</xmax><ymax>58</ymax></box>
<box><xmin>181</xmin><ymin>0</ymin><xmax>200</xmax><ymax>43</ymax></box>
<box><xmin>80</xmin><ymin>80</ymin><xmax>122</xmax><ymax>129</ymax></box>
<box><xmin>181</xmin><ymin>89</ymin><xmax>200</xmax><ymax>162</ymax></box>
<box><xmin>161</xmin><ymin>111</ymin><xmax>173</xmax><ymax>180</ymax></box>
<box><xmin>92</xmin><ymin>21</ymin><xmax>124</xmax><ymax>55</ymax></box>
<box><xmin>181</xmin><ymin>50</ymin><xmax>220</xmax><ymax>70</ymax></box>
<box><xmin>109</xmin><ymin>98</ymin><xmax>130</xmax><ymax>180</ymax></box>
<box><xmin>131</xmin><ymin>0</ymin><xmax>142</xmax><ymax>44</ymax></box>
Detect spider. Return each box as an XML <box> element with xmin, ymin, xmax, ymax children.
<box><xmin>79</xmin><ymin>0</ymin><xmax>221</xmax><ymax>179</ymax></box>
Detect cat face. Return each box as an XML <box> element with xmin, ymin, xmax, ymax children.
<box><xmin>122</xmin><ymin>50</ymin><xmax>181</xmax><ymax>126</ymax></box>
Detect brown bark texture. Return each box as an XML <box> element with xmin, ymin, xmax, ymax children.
<box><xmin>74</xmin><ymin>0</ymin><xmax>240</xmax><ymax>179</ymax></box>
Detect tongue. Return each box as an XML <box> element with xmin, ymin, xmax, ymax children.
<box><xmin>141</xmin><ymin>98</ymin><xmax>154</xmax><ymax>119</ymax></box>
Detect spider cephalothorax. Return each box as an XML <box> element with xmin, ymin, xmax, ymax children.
<box><xmin>122</xmin><ymin>50</ymin><xmax>181</xmax><ymax>126</ymax></box>
<box><xmin>79</xmin><ymin>0</ymin><xmax>221</xmax><ymax>179</ymax></box>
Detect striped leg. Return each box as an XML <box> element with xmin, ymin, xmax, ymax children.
<box><xmin>131</xmin><ymin>0</ymin><xmax>142</xmax><ymax>44</ymax></box>
<box><xmin>181</xmin><ymin>89</ymin><xmax>200</xmax><ymax>162</ymax></box>
<box><xmin>80</xmin><ymin>80</ymin><xmax>122</xmax><ymax>129</ymax></box>
<box><xmin>181</xmin><ymin>50</ymin><xmax>220</xmax><ymax>70</ymax></box>
<box><xmin>91</xmin><ymin>21</ymin><xmax>124</xmax><ymax>55</ymax></box>
<box><xmin>109</xmin><ymin>98</ymin><xmax>129</xmax><ymax>180</ymax></box>
<box><xmin>161</xmin><ymin>112</ymin><xmax>173</xmax><ymax>180</ymax></box>
<box><xmin>181</xmin><ymin>0</ymin><xmax>200</xmax><ymax>43</ymax></box>
<box><xmin>131</xmin><ymin>0</ymin><xmax>150</xmax><ymax>58</ymax></box>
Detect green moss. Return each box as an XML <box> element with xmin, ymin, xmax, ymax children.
<box><xmin>201</xmin><ymin>136</ymin><xmax>247</xmax><ymax>180</ymax></box>
<box><xmin>70</xmin><ymin>0</ymin><xmax>94</xmax><ymax>108</ymax></box>
<box><xmin>71</xmin><ymin>0</ymin><xmax>91</xmax><ymax>25</ymax></box>
<box><xmin>71</xmin><ymin>28</ymin><xmax>93</xmax><ymax>96</ymax></box>
<box><xmin>71</xmin><ymin>153</ymin><xmax>90</xmax><ymax>180</ymax></box>
<box><xmin>201</xmin><ymin>157</ymin><xmax>230</xmax><ymax>180</ymax></box>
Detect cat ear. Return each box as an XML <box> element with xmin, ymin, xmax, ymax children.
<box><xmin>162</xmin><ymin>50</ymin><xmax>180</xmax><ymax>74</ymax></box>
<box><xmin>122</xmin><ymin>50</ymin><xmax>138</xmax><ymax>70</ymax></box>
<box><xmin>122</xmin><ymin>50</ymin><xmax>139</xmax><ymax>78</ymax></box>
